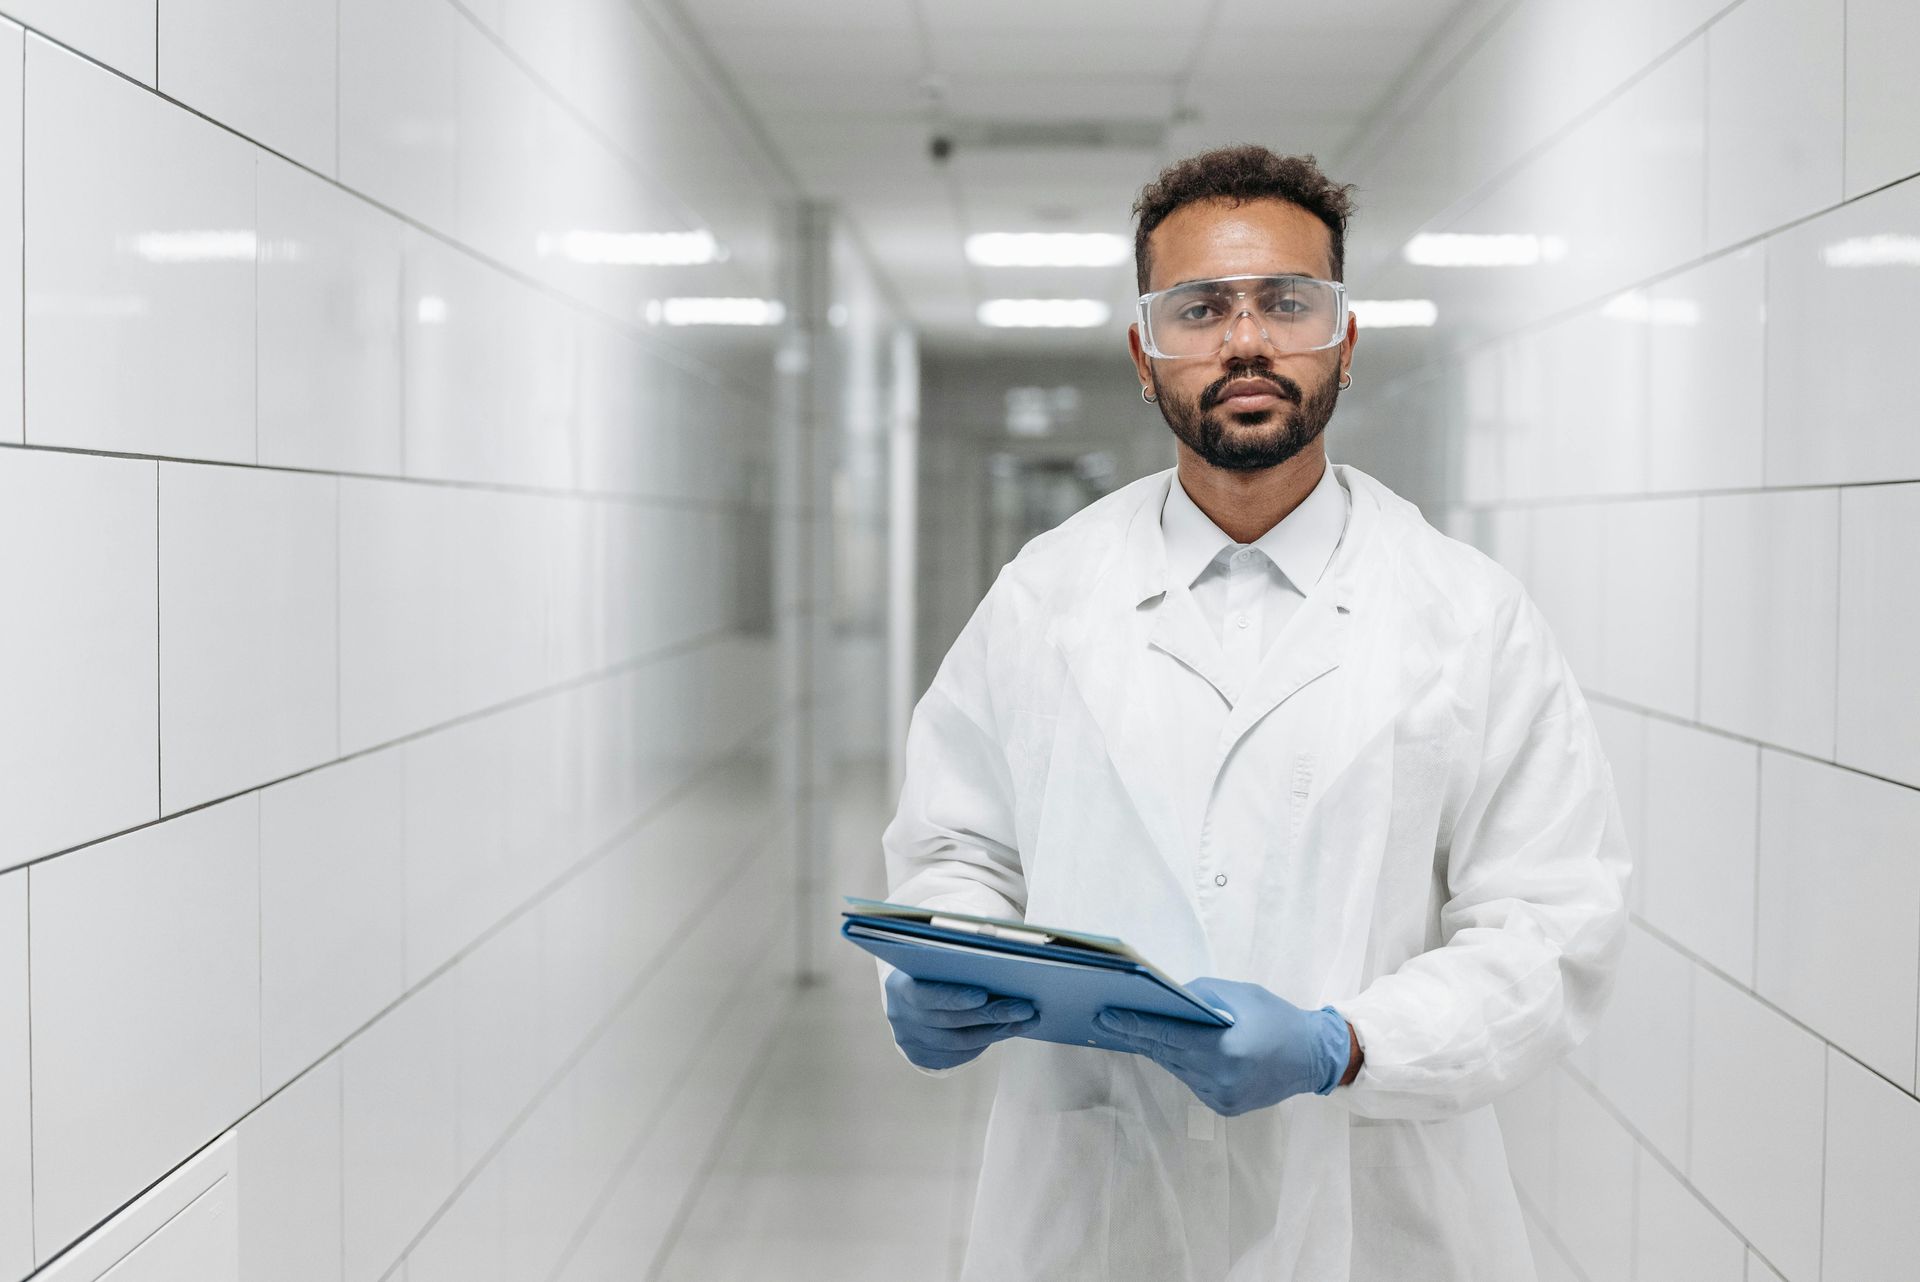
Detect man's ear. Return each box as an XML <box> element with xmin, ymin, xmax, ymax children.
<box><xmin>1127</xmin><ymin>323</ymin><xmax>1154</xmax><ymax>392</ymax></box>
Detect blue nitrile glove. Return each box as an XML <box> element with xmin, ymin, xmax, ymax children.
<box><xmin>884</xmin><ymin>968</ymin><xmax>1040</xmax><ymax>1070</ymax></box>
<box><xmin>1094</xmin><ymin>977</ymin><xmax>1352</xmax><ymax>1116</ymax></box>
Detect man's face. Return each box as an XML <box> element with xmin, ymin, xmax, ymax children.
<box><xmin>1128</xmin><ymin>198</ymin><xmax>1357</xmax><ymax>473</ymax></box>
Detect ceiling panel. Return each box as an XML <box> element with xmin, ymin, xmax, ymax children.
<box><xmin>939</xmin><ymin>75</ymin><xmax>1179</xmax><ymax>120</ymax></box>
<box><xmin>930</xmin><ymin>30</ymin><xmax>1204</xmax><ymax>77</ymax></box>
<box><xmin>919</xmin><ymin>0</ymin><xmax>1213</xmax><ymax>32</ymax></box>
<box><xmin>704</xmin><ymin>31</ymin><xmax>926</xmax><ymax>78</ymax></box>
<box><xmin>687</xmin><ymin>0</ymin><xmax>918</xmax><ymax>31</ymax></box>
<box><xmin>663</xmin><ymin>0</ymin><xmax>1471</xmax><ymax>346</ymax></box>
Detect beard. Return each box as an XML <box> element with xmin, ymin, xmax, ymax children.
<box><xmin>1151</xmin><ymin>360</ymin><xmax>1340</xmax><ymax>472</ymax></box>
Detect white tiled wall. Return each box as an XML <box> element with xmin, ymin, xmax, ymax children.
<box><xmin>1341</xmin><ymin>1</ymin><xmax>1920</xmax><ymax>1276</ymax></box>
<box><xmin>0</xmin><ymin>0</ymin><xmax>875</xmax><ymax>1277</ymax></box>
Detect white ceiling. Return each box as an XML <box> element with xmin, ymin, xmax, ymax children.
<box><xmin>674</xmin><ymin>0</ymin><xmax>1470</xmax><ymax>353</ymax></box>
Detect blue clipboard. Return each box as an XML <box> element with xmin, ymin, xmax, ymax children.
<box><xmin>841</xmin><ymin>898</ymin><xmax>1231</xmax><ymax>1054</ymax></box>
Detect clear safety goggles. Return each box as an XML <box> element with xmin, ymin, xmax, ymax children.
<box><xmin>1136</xmin><ymin>273</ymin><xmax>1349</xmax><ymax>359</ymax></box>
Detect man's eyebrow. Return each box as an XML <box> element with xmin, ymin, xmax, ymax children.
<box><xmin>1163</xmin><ymin>269</ymin><xmax>1324</xmax><ymax>289</ymax></box>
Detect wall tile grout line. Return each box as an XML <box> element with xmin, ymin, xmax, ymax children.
<box><xmin>1583</xmin><ymin>685</ymin><xmax>1920</xmax><ymax>800</ymax></box>
<box><xmin>375</xmin><ymin>803</ymin><xmax>795</xmax><ymax>1282</ymax></box>
<box><xmin>1453</xmin><ymin>474</ymin><xmax>1918</xmax><ymax>515</ymax></box>
<box><xmin>2</xmin><ymin>12</ymin><xmax>760</xmax><ymax>393</ymax></box>
<box><xmin>0</xmin><ymin>435</ymin><xmax>780</xmax><ymax>515</ymax></box>
<box><xmin>1628</xmin><ymin>909</ymin><xmax>1920</xmax><ymax>1107</ymax></box>
<box><xmin>1371</xmin><ymin>164</ymin><xmax>1920</xmax><ymax>400</ymax></box>
<box><xmin>33</xmin><ymin>705</ymin><xmax>798</xmax><ymax>1277</ymax></box>
<box><xmin>0</xmin><ymin>619</ymin><xmax>759</xmax><ymax>880</ymax></box>
<box><xmin>24</xmin><ymin>867</ymin><xmax>35</xmax><ymax>1266</ymax></box>
<box><xmin>548</xmin><ymin>889</ymin><xmax>794</xmax><ymax>1282</ymax></box>
<box><xmin>153</xmin><ymin>462</ymin><xmax>163</xmax><ymax>817</ymax></box>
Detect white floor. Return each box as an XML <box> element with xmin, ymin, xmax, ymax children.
<box><xmin>652</xmin><ymin>765</ymin><xmax>995</xmax><ymax>1282</ymax></box>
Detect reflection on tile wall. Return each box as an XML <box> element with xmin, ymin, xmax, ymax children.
<box><xmin>0</xmin><ymin>2</ymin><xmax>870</xmax><ymax>1278</ymax></box>
<box><xmin>1338</xmin><ymin>2</ymin><xmax>1920</xmax><ymax>1279</ymax></box>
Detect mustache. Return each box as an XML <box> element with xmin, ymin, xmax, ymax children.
<box><xmin>1200</xmin><ymin>368</ymin><xmax>1301</xmax><ymax>410</ymax></box>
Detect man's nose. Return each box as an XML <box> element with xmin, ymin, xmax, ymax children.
<box><xmin>1223</xmin><ymin>307</ymin><xmax>1276</xmax><ymax>356</ymax></box>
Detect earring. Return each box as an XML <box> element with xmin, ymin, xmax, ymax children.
<box><xmin>1141</xmin><ymin>386</ymin><xmax>1157</xmax><ymax>403</ymax></box>
<box><xmin>1338</xmin><ymin>370</ymin><xmax>1353</xmax><ymax>390</ymax></box>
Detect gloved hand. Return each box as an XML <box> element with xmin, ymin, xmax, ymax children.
<box><xmin>1094</xmin><ymin>977</ymin><xmax>1352</xmax><ymax>1116</ymax></box>
<box><xmin>885</xmin><ymin>968</ymin><xmax>1040</xmax><ymax>1070</ymax></box>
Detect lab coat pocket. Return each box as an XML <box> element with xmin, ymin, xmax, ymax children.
<box><xmin>970</xmin><ymin>1043</ymin><xmax>1122</xmax><ymax>1280</ymax></box>
<box><xmin>1347</xmin><ymin>1115</ymin><xmax>1537</xmax><ymax>1282</ymax></box>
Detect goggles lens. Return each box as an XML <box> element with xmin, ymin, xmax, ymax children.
<box><xmin>1140</xmin><ymin>275</ymin><xmax>1345</xmax><ymax>357</ymax></box>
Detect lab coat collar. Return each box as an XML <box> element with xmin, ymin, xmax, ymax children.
<box><xmin>1159</xmin><ymin>459</ymin><xmax>1348</xmax><ymax>597</ymax></box>
<box><xmin>1049</xmin><ymin>464</ymin><xmax>1386</xmax><ymax>912</ymax></box>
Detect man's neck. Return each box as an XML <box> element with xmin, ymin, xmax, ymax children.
<box><xmin>1174</xmin><ymin>442</ymin><xmax>1327</xmax><ymax>545</ymax></box>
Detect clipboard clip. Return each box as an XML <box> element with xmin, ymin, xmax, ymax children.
<box><xmin>928</xmin><ymin>914</ymin><xmax>1055</xmax><ymax>947</ymax></box>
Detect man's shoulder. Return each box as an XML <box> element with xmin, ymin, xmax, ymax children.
<box><xmin>1341</xmin><ymin>465</ymin><xmax>1528</xmax><ymax>616</ymax></box>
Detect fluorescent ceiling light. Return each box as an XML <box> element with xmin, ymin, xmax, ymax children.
<box><xmin>1600</xmin><ymin>290</ymin><xmax>1699</xmax><ymax>326</ymax></box>
<box><xmin>966</xmin><ymin>232</ymin><xmax>1129</xmax><ymax>268</ymax></box>
<box><xmin>120</xmin><ymin>230</ymin><xmax>257</xmax><ymax>263</ymax></box>
<box><xmin>1350</xmin><ymin>298</ymin><xmax>1438</xmax><ymax>328</ymax></box>
<box><xmin>978</xmin><ymin>298</ymin><xmax>1111</xmax><ymax>328</ymax></box>
<box><xmin>1819</xmin><ymin>234</ymin><xmax>1920</xmax><ymax>267</ymax></box>
<box><xmin>1403</xmin><ymin>232</ymin><xmax>1568</xmax><ymax>267</ymax></box>
<box><xmin>538</xmin><ymin>229</ymin><xmax>726</xmax><ymax>266</ymax></box>
<box><xmin>644</xmin><ymin>297</ymin><xmax>786</xmax><ymax>326</ymax></box>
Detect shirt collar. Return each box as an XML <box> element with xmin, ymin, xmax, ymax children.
<box><xmin>1159</xmin><ymin>460</ymin><xmax>1349</xmax><ymax>595</ymax></box>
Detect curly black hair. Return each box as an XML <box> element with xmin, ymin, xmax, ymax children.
<box><xmin>1132</xmin><ymin>145</ymin><xmax>1358</xmax><ymax>292</ymax></box>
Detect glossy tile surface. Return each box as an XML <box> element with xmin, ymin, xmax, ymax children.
<box><xmin>24</xmin><ymin>36</ymin><xmax>255</xmax><ymax>462</ymax></box>
<box><xmin>1703</xmin><ymin>0</ymin><xmax>1844</xmax><ymax>251</ymax></box>
<box><xmin>29</xmin><ymin>798</ymin><xmax>260</xmax><ymax>1257</ymax></box>
<box><xmin>1696</xmin><ymin>488</ymin><xmax>1839</xmax><ymax>757</ymax></box>
<box><xmin>342</xmin><ymin>976</ymin><xmax>462</xmax><ymax>1282</ymax></box>
<box><xmin>0</xmin><ymin>449</ymin><xmax>156</xmax><ymax>871</ymax></box>
<box><xmin>237</xmin><ymin>1056</ymin><xmax>344</xmax><ymax>1282</ymax></box>
<box><xmin>1844</xmin><ymin>0</ymin><xmax>1920</xmax><ymax>198</ymax></box>
<box><xmin>1756</xmin><ymin>751</ymin><xmax>1920</xmax><ymax>1087</ymax></box>
<box><xmin>1600</xmin><ymin>496</ymin><xmax>1699</xmax><ymax>717</ymax></box>
<box><xmin>158</xmin><ymin>463</ymin><xmax>338</xmax><ymax>811</ymax></box>
<box><xmin>401</xmin><ymin>231</ymin><xmax>579</xmax><ymax>490</ymax></box>
<box><xmin>1686</xmin><ymin>972</ymin><xmax>1825</xmax><ymax>1282</ymax></box>
<box><xmin>0</xmin><ymin>872</ymin><xmax>28</xmax><ymax>1280</ymax></box>
<box><xmin>337</xmin><ymin>0</ymin><xmax>458</xmax><ymax>232</ymax></box>
<box><xmin>256</xmin><ymin>152</ymin><xmax>404</xmax><ymax>475</ymax></box>
<box><xmin>1835</xmin><ymin>482</ymin><xmax>1920</xmax><ymax>787</ymax></box>
<box><xmin>0</xmin><ymin>23</ymin><xmax>21</xmax><ymax>445</ymax></box>
<box><xmin>1549</xmin><ymin>1077</ymin><xmax>1634</xmax><ymax>1282</ymax></box>
<box><xmin>1633</xmin><ymin>1150</ymin><xmax>1744</xmax><ymax>1282</ymax></box>
<box><xmin>259</xmin><ymin>752</ymin><xmax>405</xmax><ymax>1094</ymax></box>
<box><xmin>1645</xmin><ymin>246</ymin><xmax>1764</xmax><ymax>494</ymax></box>
<box><xmin>157</xmin><ymin>0</ymin><xmax>336</xmax><ymax>173</ymax></box>
<box><xmin>1821</xmin><ymin>1048</ymin><xmax>1920</xmax><ymax>1282</ymax></box>
<box><xmin>1765</xmin><ymin>178</ymin><xmax>1920</xmax><ymax>487</ymax></box>
<box><xmin>1586</xmin><ymin>924</ymin><xmax>1691</xmax><ymax>1169</ymax></box>
<box><xmin>1640</xmin><ymin>719</ymin><xmax>1756</xmax><ymax>984</ymax></box>
<box><xmin>0</xmin><ymin>0</ymin><xmax>154</xmax><ymax>84</ymax></box>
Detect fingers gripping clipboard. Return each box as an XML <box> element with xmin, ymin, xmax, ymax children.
<box><xmin>840</xmin><ymin>897</ymin><xmax>1232</xmax><ymax>1053</ymax></box>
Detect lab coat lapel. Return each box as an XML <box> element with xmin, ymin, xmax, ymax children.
<box><xmin>1045</xmin><ymin>478</ymin><xmax>1196</xmax><ymax>905</ymax></box>
<box><xmin>1217</xmin><ymin>587</ymin><xmax>1352</xmax><ymax>754</ymax></box>
<box><xmin>1144</xmin><ymin>585</ymin><xmax>1233</xmax><ymax>704</ymax></box>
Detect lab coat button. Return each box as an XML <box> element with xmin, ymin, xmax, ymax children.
<box><xmin>1235</xmin><ymin>614</ymin><xmax>1250</xmax><ymax>628</ymax></box>
<box><xmin>1214</xmin><ymin>873</ymin><xmax>1227</xmax><ymax>886</ymax></box>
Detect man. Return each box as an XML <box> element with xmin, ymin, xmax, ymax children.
<box><xmin>877</xmin><ymin>146</ymin><xmax>1630</xmax><ymax>1281</ymax></box>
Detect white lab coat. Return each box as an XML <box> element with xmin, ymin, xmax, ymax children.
<box><xmin>881</xmin><ymin>463</ymin><xmax>1631</xmax><ymax>1281</ymax></box>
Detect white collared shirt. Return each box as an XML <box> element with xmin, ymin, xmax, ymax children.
<box><xmin>1159</xmin><ymin>459</ymin><xmax>1348</xmax><ymax>702</ymax></box>
<box><xmin>1152</xmin><ymin>460</ymin><xmax>1351</xmax><ymax>972</ymax></box>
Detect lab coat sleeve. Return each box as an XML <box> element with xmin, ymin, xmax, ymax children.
<box><xmin>1329</xmin><ymin>587</ymin><xmax>1632</xmax><ymax>1120</ymax></box>
<box><xmin>874</xmin><ymin>577</ymin><xmax>1030</xmax><ymax>1075</ymax></box>
<box><xmin>881</xmin><ymin>575</ymin><xmax>1028</xmax><ymax>922</ymax></box>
